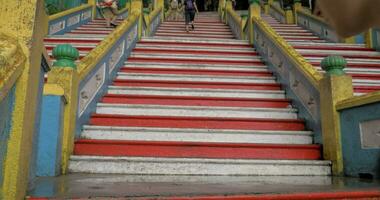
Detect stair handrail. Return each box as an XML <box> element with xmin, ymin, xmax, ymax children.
<box><xmin>46</xmin><ymin>12</ymin><xmax>141</xmax><ymax>173</ymax></box>
<box><xmin>225</xmin><ymin>3</ymin><xmax>246</xmax><ymax>40</ymax></box>
<box><xmin>268</xmin><ymin>1</ymin><xmax>293</xmax><ymax>24</ymax></box>
<box><xmin>294</xmin><ymin>6</ymin><xmax>367</xmax><ymax>44</ymax></box>
<box><xmin>47</xmin><ymin>3</ymin><xmax>129</xmax><ymax>35</ymax></box>
<box><xmin>252</xmin><ymin>16</ymin><xmax>323</xmax><ymax>87</ymax></box>
<box><xmin>143</xmin><ymin>6</ymin><xmax>163</xmax><ymax>36</ymax></box>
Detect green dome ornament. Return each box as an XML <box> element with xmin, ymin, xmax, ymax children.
<box><xmin>52</xmin><ymin>44</ymin><xmax>79</xmax><ymax>69</ymax></box>
<box><xmin>321</xmin><ymin>55</ymin><xmax>347</xmax><ymax>76</ymax></box>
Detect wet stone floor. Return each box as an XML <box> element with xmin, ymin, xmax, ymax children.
<box><xmin>27</xmin><ymin>174</ymin><xmax>380</xmax><ymax>199</ymax></box>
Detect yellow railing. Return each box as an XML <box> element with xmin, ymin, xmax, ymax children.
<box><xmin>269</xmin><ymin>2</ymin><xmax>294</xmax><ymax>24</ymax></box>
<box><xmin>48</xmin><ymin>4</ymin><xmax>92</xmax><ymax>21</ymax></box>
<box><xmin>0</xmin><ymin>33</ymin><xmax>27</xmax><ymax>102</ymax></box>
<box><xmin>144</xmin><ymin>6</ymin><xmax>162</xmax><ymax>36</ymax></box>
<box><xmin>47</xmin><ymin>12</ymin><xmax>140</xmax><ymax>173</ymax></box>
<box><xmin>225</xmin><ymin>5</ymin><xmax>245</xmax><ymax>40</ymax></box>
<box><xmin>252</xmin><ymin>16</ymin><xmax>323</xmax><ymax>88</ymax></box>
<box><xmin>337</xmin><ymin>91</ymin><xmax>380</xmax><ymax>110</ymax></box>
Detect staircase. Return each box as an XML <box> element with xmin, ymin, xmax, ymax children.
<box><xmin>44</xmin><ymin>19</ymin><xmax>124</xmax><ymax>64</ymax></box>
<box><xmin>68</xmin><ymin>12</ymin><xmax>331</xmax><ymax>176</ymax></box>
<box><xmin>262</xmin><ymin>15</ymin><xmax>380</xmax><ymax>95</ymax></box>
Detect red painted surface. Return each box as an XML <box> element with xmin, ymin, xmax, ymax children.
<box><xmin>132</xmin><ymin>48</ymin><xmax>258</xmax><ymax>56</ymax></box>
<box><xmin>74</xmin><ymin>139</ymin><xmax>321</xmax><ymax>160</ymax></box>
<box><xmin>294</xmin><ymin>46</ymin><xmax>374</xmax><ymax>51</ymax></box>
<box><xmin>43</xmin><ymin>38</ymin><xmax>102</xmax><ymax>44</ymax></box>
<box><xmin>119</xmin><ymin>67</ymin><xmax>271</xmax><ymax>77</ymax></box>
<box><xmin>128</xmin><ymin>57</ymin><xmax>263</xmax><ymax>65</ymax></box>
<box><xmin>311</xmin><ymin>62</ymin><xmax>380</xmax><ymax>69</ymax></box>
<box><xmin>145</xmin><ymin>190</ymin><xmax>380</xmax><ymax>200</ymax></box>
<box><xmin>101</xmin><ymin>94</ymin><xmax>291</xmax><ymax>108</ymax></box>
<box><xmin>302</xmin><ymin>53</ymin><xmax>380</xmax><ymax>60</ymax></box>
<box><xmin>90</xmin><ymin>114</ymin><xmax>306</xmax><ymax>131</ymax></box>
<box><xmin>354</xmin><ymin>86</ymin><xmax>380</xmax><ymax>93</ymax></box>
<box><xmin>155</xmin><ymin>33</ymin><xmax>235</xmax><ymax>39</ymax></box>
<box><xmin>113</xmin><ymin>79</ymin><xmax>282</xmax><ymax>90</ymax></box>
<box><xmin>350</xmin><ymin>73</ymin><xmax>380</xmax><ymax>80</ymax></box>
<box><xmin>156</xmin><ymin>30</ymin><xmax>234</xmax><ymax>36</ymax></box>
<box><xmin>139</xmin><ymin>41</ymin><xmax>251</xmax><ymax>48</ymax></box>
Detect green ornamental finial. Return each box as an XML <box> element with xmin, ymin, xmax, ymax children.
<box><xmin>321</xmin><ymin>55</ymin><xmax>347</xmax><ymax>76</ymax></box>
<box><xmin>52</xmin><ymin>44</ymin><xmax>79</xmax><ymax>69</ymax></box>
<box><xmin>249</xmin><ymin>0</ymin><xmax>260</xmax><ymax>5</ymax></box>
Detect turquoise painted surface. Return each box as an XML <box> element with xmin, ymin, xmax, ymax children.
<box><xmin>45</xmin><ymin>0</ymin><xmax>87</xmax><ymax>15</ymax></box>
<box><xmin>340</xmin><ymin>103</ymin><xmax>380</xmax><ymax>179</ymax></box>
<box><xmin>37</xmin><ymin>96</ymin><xmax>64</xmax><ymax>176</ymax></box>
<box><xmin>0</xmin><ymin>86</ymin><xmax>16</xmax><ymax>193</ymax></box>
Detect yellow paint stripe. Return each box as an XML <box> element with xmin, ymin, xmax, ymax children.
<box><xmin>49</xmin><ymin>4</ymin><xmax>93</xmax><ymax>21</ymax></box>
<box><xmin>337</xmin><ymin>91</ymin><xmax>380</xmax><ymax>110</ymax></box>
<box><xmin>252</xmin><ymin>17</ymin><xmax>323</xmax><ymax>89</ymax></box>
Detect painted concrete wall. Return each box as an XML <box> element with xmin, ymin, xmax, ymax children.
<box><xmin>0</xmin><ymin>86</ymin><xmax>16</xmax><ymax>199</ymax></box>
<box><xmin>340</xmin><ymin>103</ymin><xmax>380</xmax><ymax>179</ymax></box>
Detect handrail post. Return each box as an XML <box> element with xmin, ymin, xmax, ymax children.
<box><xmin>293</xmin><ymin>0</ymin><xmax>301</xmax><ymax>24</ymax></box>
<box><xmin>132</xmin><ymin>0</ymin><xmax>143</xmax><ymax>39</ymax></box>
<box><xmin>88</xmin><ymin>0</ymin><xmax>97</xmax><ymax>19</ymax></box>
<box><xmin>224</xmin><ymin>0</ymin><xmax>232</xmax><ymax>24</ymax></box>
<box><xmin>320</xmin><ymin>56</ymin><xmax>354</xmax><ymax>176</ymax></box>
<box><xmin>248</xmin><ymin>0</ymin><xmax>261</xmax><ymax>44</ymax></box>
<box><xmin>47</xmin><ymin>44</ymin><xmax>80</xmax><ymax>174</ymax></box>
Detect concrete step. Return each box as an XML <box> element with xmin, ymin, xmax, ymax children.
<box><xmin>81</xmin><ymin>125</ymin><xmax>312</xmax><ymax>144</ymax></box>
<box><xmin>69</xmin><ymin>156</ymin><xmax>331</xmax><ymax>175</ymax></box>
<box><xmin>107</xmin><ymin>86</ymin><xmax>286</xmax><ymax>99</ymax></box>
<box><xmin>143</xmin><ymin>36</ymin><xmax>248</xmax><ymax>44</ymax></box>
<box><xmin>95</xmin><ymin>103</ymin><xmax>298</xmax><ymax>119</ymax></box>
<box><xmin>154</xmin><ymin>32</ymin><xmax>235</xmax><ymax>39</ymax></box>
<box><xmin>134</xmin><ymin>44</ymin><xmax>255</xmax><ymax>53</ymax></box>
<box><xmin>101</xmin><ymin>94</ymin><xmax>291</xmax><ymax>108</ymax></box>
<box><xmin>123</xmin><ymin>62</ymin><xmax>267</xmax><ymax>72</ymax></box>
<box><xmin>156</xmin><ymin>29</ymin><xmax>234</xmax><ymax>36</ymax></box>
<box><xmin>115</xmin><ymin>72</ymin><xmax>276</xmax><ymax>84</ymax></box>
<box><xmin>130</xmin><ymin>52</ymin><xmax>260</xmax><ymax>61</ymax></box>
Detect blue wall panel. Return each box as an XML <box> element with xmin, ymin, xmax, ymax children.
<box><xmin>340</xmin><ymin>103</ymin><xmax>380</xmax><ymax>179</ymax></box>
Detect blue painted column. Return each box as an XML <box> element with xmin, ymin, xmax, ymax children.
<box><xmin>36</xmin><ymin>85</ymin><xmax>66</xmax><ymax>176</ymax></box>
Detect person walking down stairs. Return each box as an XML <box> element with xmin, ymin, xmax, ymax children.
<box><xmin>97</xmin><ymin>0</ymin><xmax>119</xmax><ymax>28</ymax></box>
<box><xmin>184</xmin><ymin>0</ymin><xmax>198</xmax><ymax>32</ymax></box>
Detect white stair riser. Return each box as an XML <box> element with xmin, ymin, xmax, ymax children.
<box><xmin>95</xmin><ymin>104</ymin><xmax>298</xmax><ymax>119</ymax></box>
<box><xmin>69</xmin><ymin>157</ymin><xmax>331</xmax><ymax>176</ymax></box>
<box><xmin>108</xmin><ymin>87</ymin><xmax>286</xmax><ymax>99</ymax></box>
<box><xmin>82</xmin><ymin>128</ymin><xmax>312</xmax><ymax>144</ymax></box>
<box><xmin>116</xmin><ymin>73</ymin><xmax>276</xmax><ymax>84</ymax></box>
<box><xmin>124</xmin><ymin>62</ymin><xmax>268</xmax><ymax>72</ymax></box>
<box><xmin>130</xmin><ymin>54</ymin><xmax>261</xmax><ymax>61</ymax></box>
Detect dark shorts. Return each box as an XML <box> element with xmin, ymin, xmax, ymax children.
<box><xmin>185</xmin><ymin>10</ymin><xmax>195</xmax><ymax>24</ymax></box>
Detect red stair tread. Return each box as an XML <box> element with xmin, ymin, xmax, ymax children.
<box><xmin>294</xmin><ymin>45</ymin><xmax>374</xmax><ymax>51</ymax></box>
<box><xmin>74</xmin><ymin>139</ymin><xmax>321</xmax><ymax>160</ymax></box>
<box><xmin>90</xmin><ymin>114</ymin><xmax>306</xmax><ymax>131</ymax></box>
<box><xmin>101</xmin><ymin>94</ymin><xmax>291</xmax><ymax>108</ymax></box>
<box><xmin>112</xmin><ymin>79</ymin><xmax>282</xmax><ymax>90</ymax></box>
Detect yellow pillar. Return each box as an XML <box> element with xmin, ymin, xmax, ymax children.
<box><xmin>285</xmin><ymin>9</ymin><xmax>294</xmax><ymax>24</ymax></box>
<box><xmin>0</xmin><ymin>1</ymin><xmax>48</xmax><ymax>199</ymax></box>
<box><xmin>365</xmin><ymin>29</ymin><xmax>374</xmax><ymax>48</ymax></box>
<box><xmin>88</xmin><ymin>0</ymin><xmax>97</xmax><ymax>19</ymax></box>
<box><xmin>155</xmin><ymin>0</ymin><xmax>164</xmax><ymax>21</ymax></box>
<box><xmin>224</xmin><ymin>0</ymin><xmax>232</xmax><ymax>24</ymax></box>
<box><xmin>132</xmin><ymin>0</ymin><xmax>143</xmax><ymax>39</ymax></box>
<box><xmin>248</xmin><ymin>2</ymin><xmax>261</xmax><ymax>44</ymax></box>
<box><xmin>293</xmin><ymin>2</ymin><xmax>302</xmax><ymax>24</ymax></box>
<box><xmin>320</xmin><ymin>56</ymin><xmax>354</xmax><ymax>176</ymax></box>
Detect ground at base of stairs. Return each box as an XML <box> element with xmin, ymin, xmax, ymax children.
<box><xmin>27</xmin><ymin>174</ymin><xmax>380</xmax><ymax>199</ymax></box>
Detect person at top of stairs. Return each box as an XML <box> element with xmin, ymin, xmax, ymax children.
<box><xmin>184</xmin><ymin>0</ymin><xmax>199</xmax><ymax>32</ymax></box>
<box><xmin>97</xmin><ymin>0</ymin><xmax>119</xmax><ymax>28</ymax></box>
<box><xmin>314</xmin><ymin>0</ymin><xmax>380</xmax><ymax>37</ymax></box>
<box><xmin>169</xmin><ymin>0</ymin><xmax>181</xmax><ymax>21</ymax></box>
